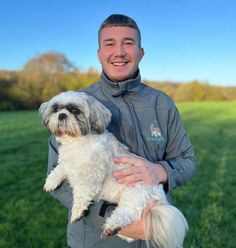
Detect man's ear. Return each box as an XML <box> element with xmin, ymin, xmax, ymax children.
<box><xmin>139</xmin><ymin>47</ymin><xmax>145</xmax><ymax>61</ymax></box>
<box><xmin>97</xmin><ymin>48</ymin><xmax>102</xmax><ymax>64</ymax></box>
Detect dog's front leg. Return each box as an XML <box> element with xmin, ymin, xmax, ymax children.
<box><xmin>70</xmin><ymin>185</ymin><xmax>90</xmax><ymax>223</ymax></box>
<box><xmin>70</xmin><ymin>160</ymin><xmax>108</xmax><ymax>223</ymax></box>
<box><xmin>44</xmin><ymin>165</ymin><xmax>66</xmax><ymax>192</ymax></box>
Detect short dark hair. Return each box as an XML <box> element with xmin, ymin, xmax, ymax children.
<box><xmin>98</xmin><ymin>14</ymin><xmax>141</xmax><ymax>47</ymax></box>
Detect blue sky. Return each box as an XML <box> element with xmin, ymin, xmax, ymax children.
<box><xmin>1</xmin><ymin>0</ymin><xmax>235</xmax><ymax>86</ymax></box>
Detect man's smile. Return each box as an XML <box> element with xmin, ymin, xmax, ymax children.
<box><xmin>111</xmin><ymin>61</ymin><xmax>129</xmax><ymax>67</ymax></box>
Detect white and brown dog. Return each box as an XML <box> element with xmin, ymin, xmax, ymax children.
<box><xmin>39</xmin><ymin>91</ymin><xmax>188</xmax><ymax>248</ymax></box>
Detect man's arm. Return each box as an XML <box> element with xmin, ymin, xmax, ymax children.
<box><xmin>159</xmin><ymin>104</ymin><xmax>197</xmax><ymax>192</ymax></box>
<box><xmin>113</xmin><ymin>104</ymin><xmax>196</xmax><ymax>240</ymax></box>
<box><xmin>113</xmin><ymin>104</ymin><xmax>197</xmax><ymax>193</ymax></box>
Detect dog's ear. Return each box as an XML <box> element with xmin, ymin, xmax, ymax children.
<box><xmin>39</xmin><ymin>102</ymin><xmax>48</xmax><ymax>117</ymax></box>
<box><xmin>88</xmin><ymin>96</ymin><xmax>111</xmax><ymax>134</ymax></box>
<box><xmin>39</xmin><ymin>102</ymin><xmax>49</xmax><ymax>127</ymax></box>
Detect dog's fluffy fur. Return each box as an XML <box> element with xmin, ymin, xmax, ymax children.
<box><xmin>39</xmin><ymin>91</ymin><xmax>188</xmax><ymax>248</ymax></box>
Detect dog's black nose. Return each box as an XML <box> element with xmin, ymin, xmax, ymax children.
<box><xmin>58</xmin><ymin>113</ymin><xmax>67</xmax><ymax>121</ymax></box>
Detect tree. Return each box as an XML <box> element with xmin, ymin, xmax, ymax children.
<box><xmin>0</xmin><ymin>71</ymin><xmax>18</xmax><ymax>109</ymax></box>
<box><xmin>174</xmin><ymin>81</ymin><xmax>207</xmax><ymax>101</ymax></box>
<box><xmin>23</xmin><ymin>51</ymin><xmax>76</xmax><ymax>74</ymax></box>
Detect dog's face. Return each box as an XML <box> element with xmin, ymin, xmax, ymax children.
<box><xmin>39</xmin><ymin>91</ymin><xmax>111</xmax><ymax>137</ymax></box>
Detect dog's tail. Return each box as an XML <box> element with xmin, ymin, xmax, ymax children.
<box><xmin>146</xmin><ymin>203</ymin><xmax>188</xmax><ymax>248</ymax></box>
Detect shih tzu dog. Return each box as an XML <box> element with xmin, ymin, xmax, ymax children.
<box><xmin>39</xmin><ymin>91</ymin><xmax>188</xmax><ymax>248</ymax></box>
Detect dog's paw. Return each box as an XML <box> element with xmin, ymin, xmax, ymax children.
<box><xmin>70</xmin><ymin>213</ymin><xmax>83</xmax><ymax>223</ymax></box>
<box><xmin>70</xmin><ymin>208</ymin><xmax>85</xmax><ymax>223</ymax></box>
<box><xmin>101</xmin><ymin>227</ymin><xmax>121</xmax><ymax>239</ymax></box>
<box><xmin>43</xmin><ymin>180</ymin><xmax>57</xmax><ymax>192</ymax></box>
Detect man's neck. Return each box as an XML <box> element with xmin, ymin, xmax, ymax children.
<box><xmin>103</xmin><ymin>70</ymin><xmax>139</xmax><ymax>84</ymax></box>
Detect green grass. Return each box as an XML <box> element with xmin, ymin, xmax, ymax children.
<box><xmin>0</xmin><ymin>102</ymin><xmax>236</xmax><ymax>247</ymax></box>
<box><xmin>174</xmin><ymin>101</ymin><xmax>236</xmax><ymax>247</ymax></box>
<box><xmin>0</xmin><ymin>111</ymin><xmax>67</xmax><ymax>247</ymax></box>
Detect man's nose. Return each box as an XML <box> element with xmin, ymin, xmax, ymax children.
<box><xmin>114</xmin><ymin>44</ymin><xmax>126</xmax><ymax>56</ymax></box>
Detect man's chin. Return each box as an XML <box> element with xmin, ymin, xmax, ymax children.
<box><xmin>107</xmin><ymin>74</ymin><xmax>129</xmax><ymax>83</ymax></box>
<box><xmin>107</xmin><ymin>70</ymin><xmax>138</xmax><ymax>82</ymax></box>
<box><xmin>104</xmin><ymin>67</ymin><xmax>139</xmax><ymax>82</ymax></box>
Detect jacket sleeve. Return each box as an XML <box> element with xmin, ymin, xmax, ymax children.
<box><xmin>159</xmin><ymin>103</ymin><xmax>197</xmax><ymax>193</ymax></box>
<box><xmin>47</xmin><ymin>135</ymin><xmax>73</xmax><ymax>209</ymax></box>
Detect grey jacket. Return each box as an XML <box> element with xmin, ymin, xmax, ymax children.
<box><xmin>47</xmin><ymin>71</ymin><xmax>197</xmax><ymax>248</ymax></box>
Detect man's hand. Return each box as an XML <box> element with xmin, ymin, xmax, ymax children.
<box><xmin>113</xmin><ymin>153</ymin><xmax>167</xmax><ymax>187</ymax></box>
<box><xmin>118</xmin><ymin>201</ymin><xmax>156</xmax><ymax>240</ymax></box>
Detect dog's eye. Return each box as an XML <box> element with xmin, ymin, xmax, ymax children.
<box><xmin>53</xmin><ymin>107</ymin><xmax>59</xmax><ymax>113</ymax></box>
<box><xmin>72</xmin><ymin>108</ymin><xmax>81</xmax><ymax>115</ymax></box>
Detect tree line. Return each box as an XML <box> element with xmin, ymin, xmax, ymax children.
<box><xmin>0</xmin><ymin>52</ymin><xmax>235</xmax><ymax>110</ymax></box>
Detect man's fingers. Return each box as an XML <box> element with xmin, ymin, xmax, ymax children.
<box><xmin>116</xmin><ymin>174</ymin><xmax>144</xmax><ymax>184</ymax></box>
<box><xmin>141</xmin><ymin>201</ymin><xmax>158</xmax><ymax>220</ymax></box>
<box><xmin>113</xmin><ymin>155</ymin><xmax>158</xmax><ymax>185</ymax></box>
<box><xmin>114</xmin><ymin>155</ymin><xmax>143</xmax><ymax>166</ymax></box>
<box><xmin>113</xmin><ymin>166</ymin><xmax>143</xmax><ymax>178</ymax></box>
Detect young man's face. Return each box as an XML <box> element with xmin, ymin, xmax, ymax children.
<box><xmin>98</xmin><ymin>26</ymin><xmax>144</xmax><ymax>82</ymax></box>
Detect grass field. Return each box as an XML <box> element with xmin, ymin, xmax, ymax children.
<box><xmin>0</xmin><ymin>102</ymin><xmax>236</xmax><ymax>248</ymax></box>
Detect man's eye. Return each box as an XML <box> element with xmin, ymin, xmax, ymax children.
<box><xmin>124</xmin><ymin>42</ymin><xmax>134</xmax><ymax>46</ymax></box>
<box><xmin>105</xmin><ymin>43</ymin><xmax>114</xmax><ymax>46</ymax></box>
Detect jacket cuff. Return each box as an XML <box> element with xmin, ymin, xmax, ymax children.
<box><xmin>158</xmin><ymin>160</ymin><xmax>177</xmax><ymax>193</ymax></box>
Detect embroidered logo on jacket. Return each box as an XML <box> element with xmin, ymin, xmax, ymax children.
<box><xmin>146</xmin><ymin>123</ymin><xmax>165</xmax><ymax>142</ymax></box>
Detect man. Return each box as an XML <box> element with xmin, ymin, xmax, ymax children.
<box><xmin>47</xmin><ymin>14</ymin><xmax>196</xmax><ymax>248</ymax></box>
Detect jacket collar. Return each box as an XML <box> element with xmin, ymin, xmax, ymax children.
<box><xmin>100</xmin><ymin>70</ymin><xmax>141</xmax><ymax>97</ymax></box>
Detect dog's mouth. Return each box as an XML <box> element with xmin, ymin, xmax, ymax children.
<box><xmin>48</xmin><ymin>120</ymin><xmax>81</xmax><ymax>138</ymax></box>
<box><xmin>53</xmin><ymin>128</ymin><xmax>80</xmax><ymax>138</ymax></box>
